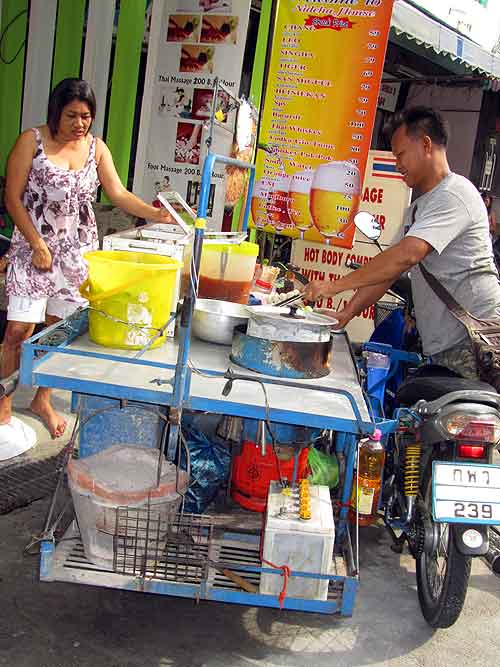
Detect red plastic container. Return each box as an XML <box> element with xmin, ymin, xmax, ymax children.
<box><xmin>231</xmin><ymin>441</ymin><xmax>309</xmax><ymax>512</ymax></box>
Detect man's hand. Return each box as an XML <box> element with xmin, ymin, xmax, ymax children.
<box><xmin>316</xmin><ymin>306</ymin><xmax>354</xmax><ymax>330</ymax></box>
<box><xmin>31</xmin><ymin>240</ymin><xmax>52</xmax><ymax>271</ymax></box>
<box><xmin>303</xmin><ymin>280</ymin><xmax>337</xmax><ymax>302</ymax></box>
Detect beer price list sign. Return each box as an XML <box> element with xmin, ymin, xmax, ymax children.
<box><xmin>251</xmin><ymin>0</ymin><xmax>394</xmax><ymax>248</ymax></box>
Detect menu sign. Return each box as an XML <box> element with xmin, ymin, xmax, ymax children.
<box><xmin>133</xmin><ymin>0</ymin><xmax>251</xmax><ymax>230</ymax></box>
<box><xmin>251</xmin><ymin>0</ymin><xmax>394</xmax><ymax>248</ymax></box>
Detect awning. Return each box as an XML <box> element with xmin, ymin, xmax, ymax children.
<box><xmin>391</xmin><ymin>0</ymin><xmax>500</xmax><ymax>83</ymax></box>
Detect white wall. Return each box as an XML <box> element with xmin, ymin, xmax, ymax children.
<box><xmin>413</xmin><ymin>0</ymin><xmax>500</xmax><ymax>52</ymax></box>
<box><xmin>406</xmin><ymin>85</ymin><xmax>483</xmax><ymax>178</ymax></box>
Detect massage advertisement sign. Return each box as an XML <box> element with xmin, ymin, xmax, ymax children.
<box><xmin>251</xmin><ymin>0</ymin><xmax>394</xmax><ymax>248</ymax></box>
<box><xmin>133</xmin><ymin>0</ymin><xmax>251</xmax><ymax>229</ymax></box>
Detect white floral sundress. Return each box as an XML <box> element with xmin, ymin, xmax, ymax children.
<box><xmin>6</xmin><ymin>127</ymin><xmax>99</xmax><ymax>303</ymax></box>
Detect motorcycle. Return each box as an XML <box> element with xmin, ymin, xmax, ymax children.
<box><xmin>352</xmin><ymin>212</ymin><xmax>500</xmax><ymax>628</ymax></box>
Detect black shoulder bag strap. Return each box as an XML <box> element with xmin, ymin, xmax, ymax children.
<box><xmin>418</xmin><ymin>263</ymin><xmax>478</xmax><ymax>332</ymax></box>
<box><xmin>411</xmin><ymin>205</ymin><xmax>500</xmax><ymax>342</ymax></box>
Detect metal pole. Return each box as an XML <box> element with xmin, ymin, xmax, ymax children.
<box><xmin>166</xmin><ymin>153</ymin><xmax>215</xmax><ymax>460</ymax></box>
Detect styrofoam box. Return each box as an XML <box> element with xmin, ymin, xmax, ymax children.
<box><xmin>259</xmin><ymin>482</ymin><xmax>335</xmax><ymax>601</ymax></box>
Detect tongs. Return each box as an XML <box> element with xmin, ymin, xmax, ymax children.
<box><xmin>272</xmin><ymin>291</ymin><xmax>314</xmax><ymax>310</ymax></box>
<box><xmin>272</xmin><ymin>291</ymin><xmax>303</xmax><ymax>308</ymax></box>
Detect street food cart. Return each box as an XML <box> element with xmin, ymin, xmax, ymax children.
<box><xmin>19</xmin><ymin>82</ymin><xmax>396</xmax><ymax>616</ymax></box>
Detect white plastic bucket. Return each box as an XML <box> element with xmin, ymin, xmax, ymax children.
<box><xmin>68</xmin><ymin>445</ymin><xmax>188</xmax><ymax>568</ymax></box>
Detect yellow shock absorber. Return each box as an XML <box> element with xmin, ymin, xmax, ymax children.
<box><xmin>404</xmin><ymin>444</ymin><xmax>422</xmax><ymax>497</ymax></box>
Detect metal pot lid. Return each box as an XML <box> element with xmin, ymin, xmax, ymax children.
<box><xmin>245</xmin><ymin>305</ymin><xmax>338</xmax><ymax>328</ymax></box>
<box><xmin>245</xmin><ymin>305</ymin><xmax>338</xmax><ymax>343</ymax></box>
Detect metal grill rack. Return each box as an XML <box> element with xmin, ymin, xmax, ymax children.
<box><xmin>113</xmin><ymin>509</ymin><xmax>213</xmax><ymax>583</ymax></box>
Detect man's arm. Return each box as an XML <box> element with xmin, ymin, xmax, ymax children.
<box><xmin>337</xmin><ymin>281</ymin><xmax>395</xmax><ymax>324</ymax></box>
<box><xmin>328</xmin><ymin>281</ymin><xmax>395</xmax><ymax>329</ymax></box>
<box><xmin>304</xmin><ymin>236</ymin><xmax>433</xmax><ymax>301</ymax></box>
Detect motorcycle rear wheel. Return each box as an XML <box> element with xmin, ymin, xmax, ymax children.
<box><xmin>415</xmin><ymin>462</ymin><xmax>471</xmax><ymax>628</ymax></box>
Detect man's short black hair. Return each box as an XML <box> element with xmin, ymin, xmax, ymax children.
<box><xmin>384</xmin><ymin>106</ymin><xmax>449</xmax><ymax>147</ymax></box>
<box><xmin>47</xmin><ymin>78</ymin><xmax>96</xmax><ymax>137</ymax></box>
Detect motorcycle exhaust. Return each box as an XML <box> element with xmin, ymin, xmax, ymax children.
<box><xmin>483</xmin><ymin>527</ymin><xmax>500</xmax><ymax>576</ymax></box>
<box><xmin>0</xmin><ymin>371</ymin><xmax>19</xmax><ymax>398</ymax></box>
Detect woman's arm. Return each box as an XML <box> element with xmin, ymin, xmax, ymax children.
<box><xmin>5</xmin><ymin>131</ymin><xmax>52</xmax><ymax>270</ymax></box>
<box><xmin>96</xmin><ymin>139</ymin><xmax>173</xmax><ymax>222</ymax></box>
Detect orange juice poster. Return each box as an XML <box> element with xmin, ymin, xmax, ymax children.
<box><xmin>251</xmin><ymin>0</ymin><xmax>394</xmax><ymax>248</ymax></box>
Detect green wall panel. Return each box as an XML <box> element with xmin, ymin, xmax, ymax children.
<box><xmin>0</xmin><ymin>0</ymin><xmax>28</xmax><ymax>176</ymax></box>
<box><xmin>51</xmin><ymin>0</ymin><xmax>86</xmax><ymax>86</ymax></box>
<box><xmin>105</xmin><ymin>0</ymin><xmax>147</xmax><ymax>192</ymax></box>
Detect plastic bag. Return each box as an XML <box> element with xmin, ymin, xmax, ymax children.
<box><xmin>179</xmin><ymin>426</ymin><xmax>231</xmax><ymax>514</ymax></box>
<box><xmin>308</xmin><ymin>448</ymin><xmax>339</xmax><ymax>488</ymax></box>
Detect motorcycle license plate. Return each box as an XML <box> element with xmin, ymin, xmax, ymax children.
<box><xmin>432</xmin><ymin>461</ymin><xmax>500</xmax><ymax>524</ymax></box>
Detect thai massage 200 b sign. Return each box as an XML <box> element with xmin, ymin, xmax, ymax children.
<box><xmin>251</xmin><ymin>0</ymin><xmax>394</xmax><ymax>248</ymax></box>
<box><xmin>134</xmin><ymin>0</ymin><xmax>251</xmax><ymax>229</ymax></box>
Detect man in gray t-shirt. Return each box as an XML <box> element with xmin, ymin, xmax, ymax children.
<box><xmin>304</xmin><ymin>106</ymin><xmax>500</xmax><ymax>379</ymax></box>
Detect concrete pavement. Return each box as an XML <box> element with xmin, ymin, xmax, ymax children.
<box><xmin>1</xmin><ymin>498</ymin><xmax>499</xmax><ymax>667</ymax></box>
<box><xmin>0</xmin><ymin>387</ymin><xmax>499</xmax><ymax>666</ymax></box>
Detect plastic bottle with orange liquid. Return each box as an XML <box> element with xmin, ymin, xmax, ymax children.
<box><xmin>349</xmin><ymin>429</ymin><xmax>385</xmax><ymax>526</ymax></box>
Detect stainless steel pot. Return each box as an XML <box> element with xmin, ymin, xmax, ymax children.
<box><xmin>192</xmin><ymin>299</ymin><xmax>249</xmax><ymax>345</ymax></box>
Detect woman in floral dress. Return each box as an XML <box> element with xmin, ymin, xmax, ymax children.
<box><xmin>2</xmin><ymin>78</ymin><xmax>172</xmax><ymax>445</ymax></box>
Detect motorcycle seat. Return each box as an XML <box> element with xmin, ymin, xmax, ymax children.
<box><xmin>396</xmin><ymin>365</ymin><xmax>495</xmax><ymax>405</ymax></box>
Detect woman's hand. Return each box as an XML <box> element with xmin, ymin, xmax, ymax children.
<box><xmin>153</xmin><ymin>207</ymin><xmax>175</xmax><ymax>224</ymax></box>
<box><xmin>31</xmin><ymin>240</ymin><xmax>52</xmax><ymax>270</ymax></box>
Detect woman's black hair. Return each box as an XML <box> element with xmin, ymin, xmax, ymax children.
<box><xmin>47</xmin><ymin>78</ymin><xmax>96</xmax><ymax>137</ymax></box>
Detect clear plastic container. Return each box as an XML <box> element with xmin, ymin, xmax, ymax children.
<box><xmin>182</xmin><ymin>241</ymin><xmax>259</xmax><ymax>304</ymax></box>
<box><xmin>68</xmin><ymin>445</ymin><xmax>188</xmax><ymax>568</ymax></box>
<box><xmin>253</xmin><ymin>279</ymin><xmax>273</xmax><ymax>295</ymax></box>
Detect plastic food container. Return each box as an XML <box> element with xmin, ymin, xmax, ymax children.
<box><xmin>68</xmin><ymin>445</ymin><xmax>188</xmax><ymax>568</ymax></box>
<box><xmin>253</xmin><ymin>279</ymin><xmax>273</xmax><ymax>295</ymax></box>
<box><xmin>183</xmin><ymin>241</ymin><xmax>259</xmax><ymax>304</ymax></box>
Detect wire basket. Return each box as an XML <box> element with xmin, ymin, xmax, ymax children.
<box><xmin>113</xmin><ymin>508</ymin><xmax>213</xmax><ymax>582</ymax></box>
<box><xmin>374</xmin><ymin>300</ymin><xmax>403</xmax><ymax>328</ymax></box>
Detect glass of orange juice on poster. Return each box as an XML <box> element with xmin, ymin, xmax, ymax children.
<box><xmin>288</xmin><ymin>170</ymin><xmax>314</xmax><ymax>240</ymax></box>
<box><xmin>266</xmin><ymin>174</ymin><xmax>292</xmax><ymax>232</ymax></box>
<box><xmin>250</xmin><ymin>178</ymin><xmax>270</xmax><ymax>228</ymax></box>
<box><xmin>310</xmin><ymin>161</ymin><xmax>360</xmax><ymax>245</ymax></box>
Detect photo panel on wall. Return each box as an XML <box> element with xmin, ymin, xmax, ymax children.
<box><xmin>200</xmin><ymin>15</ymin><xmax>239</xmax><ymax>44</ymax></box>
<box><xmin>157</xmin><ymin>86</ymin><xmax>194</xmax><ymax>118</ymax></box>
<box><xmin>191</xmin><ymin>88</ymin><xmax>230</xmax><ymax>122</ymax></box>
<box><xmin>186</xmin><ymin>179</ymin><xmax>216</xmax><ymax>217</ymax></box>
<box><xmin>166</xmin><ymin>14</ymin><xmax>201</xmax><ymax>42</ymax></box>
<box><xmin>175</xmin><ymin>122</ymin><xmax>203</xmax><ymax>165</ymax></box>
<box><xmin>179</xmin><ymin>45</ymin><xmax>215</xmax><ymax>73</ymax></box>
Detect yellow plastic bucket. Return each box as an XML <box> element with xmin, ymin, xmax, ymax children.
<box><xmin>81</xmin><ymin>251</ymin><xmax>182</xmax><ymax>350</ymax></box>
